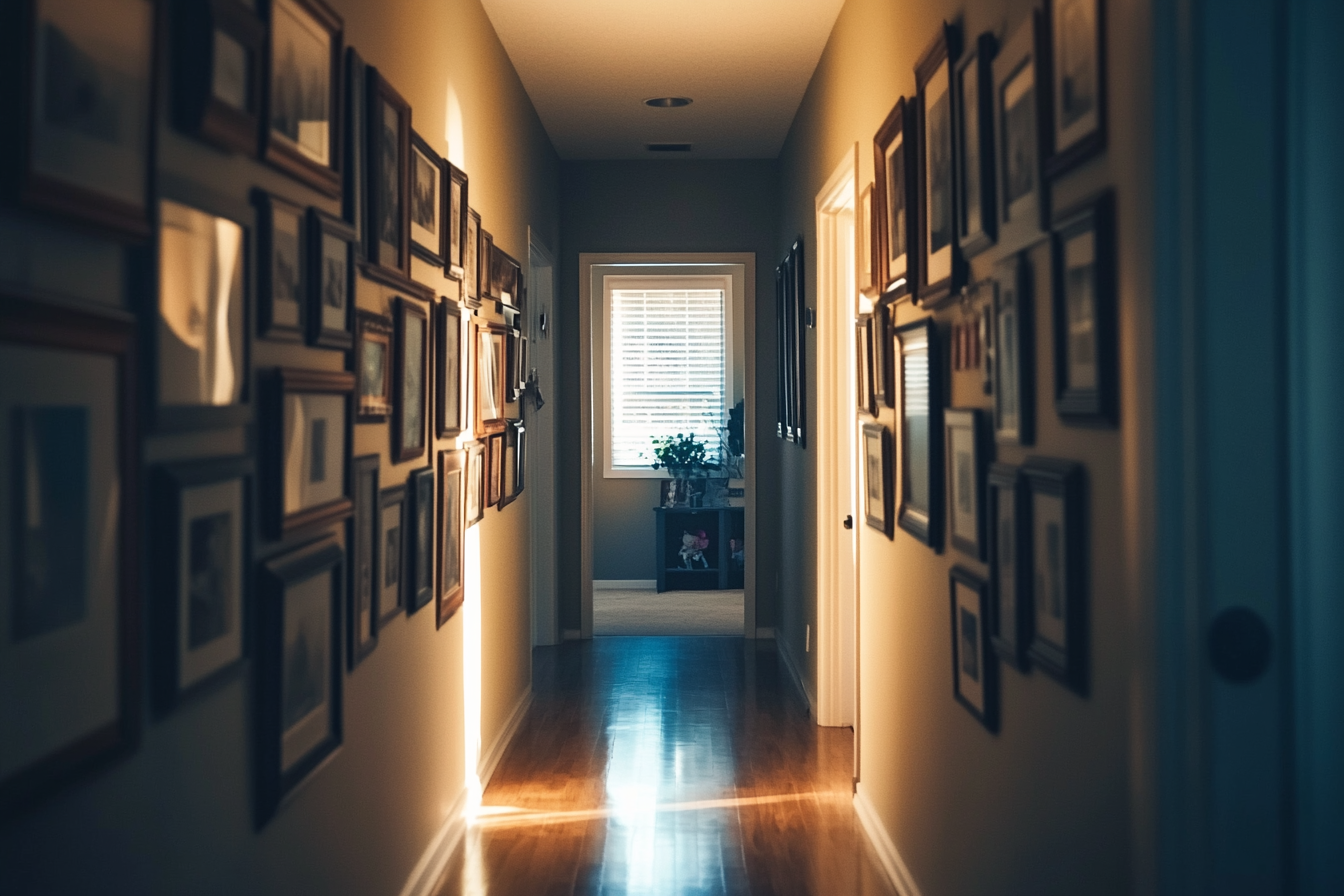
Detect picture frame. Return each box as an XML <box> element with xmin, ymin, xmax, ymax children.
<box><xmin>464</xmin><ymin>207</ymin><xmax>482</xmax><ymax>308</ymax></box>
<box><xmin>873</xmin><ymin>97</ymin><xmax>917</xmax><ymax>296</ymax></box>
<box><xmin>993</xmin><ymin>11</ymin><xmax>1050</xmax><ymax>257</ymax></box>
<box><xmin>504</xmin><ymin>328</ymin><xmax>521</xmax><ymax>404</ymax></box>
<box><xmin>151</xmin><ymin>455</ymin><xmax>252</xmax><ymax>714</ymax></box>
<box><xmin>437</xmin><ymin>449</ymin><xmax>465</xmax><ymax>626</ymax></box>
<box><xmin>914</xmin><ymin>22</ymin><xmax>966</xmax><ymax>308</ymax></box>
<box><xmin>436</xmin><ymin>298</ymin><xmax>466</xmax><ymax>438</ymax></box>
<box><xmin>0</xmin><ymin>298</ymin><xmax>140</xmax><ymax>820</ymax></box>
<box><xmin>1044</xmin><ymin>0</ymin><xmax>1107</xmax><ymax>179</ymax></box>
<box><xmin>486</xmin><ymin>432</ymin><xmax>504</xmax><ymax>508</ymax></box>
<box><xmin>365</xmin><ymin>66</ymin><xmax>411</xmax><ymax>281</ymax></box>
<box><xmin>775</xmin><ymin>262</ymin><xmax>789</xmax><ymax>439</ymax></box>
<box><xmin>872</xmin><ymin>299</ymin><xmax>894</xmax><ymax>409</ymax></box>
<box><xmin>862</xmin><ymin>422</ymin><xmax>892</xmax><ymax>536</ymax></box>
<box><xmin>475</xmin><ymin>319</ymin><xmax>507</xmax><ymax>435</ymax></box>
<box><xmin>404</xmin><ymin>466</ymin><xmax>434</xmax><ymax>614</ymax></box>
<box><xmin>254</xmin><ymin>535</ymin><xmax>343</xmax><ymax>827</ymax></box>
<box><xmin>306</xmin><ymin>208</ymin><xmax>355</xmax><ymax>350</ymax></box>
<box><xmin>464</xmin><ymin>440</ymin><xmax>485</xmax><ymax>527</ymax></box>
<box><xmin>393</xmin><ymin>296</ymin><xmax>429</xmax><ymax>463</ymax></box>
<box><xmin>1</xmin><ymin>0</ymin><xmax>157</xmax><ymax>239</ymax></box>
<box><xmin>1024</xmin><ymin>457</ymin><xmax>1087</xmax><ymax>694</ymax></box>
<box><xmin>945</xmin><ymin>408</ymin><xmax>990</xmax><ymax>560</ymax></box>
<box><xmin>856</xmin><ymin>314</ymin><xmax>875</xmax><ymax>417</ymax></box>
<box><xmin>778</xmin><ymin>238</ymin><xmax>806</xmax><ymax>446</ymax></box>
<box><xmin>480</xmin><ymin>230</ymin><xmax>497</xmax><ymax>301</ymax></box>
<box><xmin>445</xmin><ymin>162</ymin><xmax>468</xmax><ymax>280</ymax></box>
<box><xmin>513</xmin><ymin>419</ymin><xmax>527</xmax><ymax>497</ymax></box>
<box><xmin>264</xmin><ymin>367</ymin><xmax>353</xmax><ymax>537</ymax></box>
<box><xmin>353</xmin><ymin>310</ymin><xmax>392</xmax><ymax>422</ymax></box>
<box><xmin>170</xmin><ymin>0</ymin><xmax>265</xmax><ymax>156</ymax></box>
<box><xmin>409</xmin><ymin>130</ymin><xmax>447</xmax><ymax>267</ymax></box>
<box><xmin>377</xmin><ymin>484</ymin><xmax>405</xmax><ymax>625</ymax></box>
<box><xmin>991</xmin><ymin>253</ymin><xmax>1034</xmax><ymax>444</ymax></box>
<box><xmin>499</xmin><ymin>419</ymin><xmax>522</xmax><ymax>508</ymax></box>
<box><xmin>342</xmin><ymin>47</ymin><xmax>367</xmax><ymax>258</ymax></box>
<box><xmin>496</xmin><ymin>249</ymin><xmax>522</xmax><ymax>308</ymax></box>
<box><xmin>895</xmin><ymin>318</ymin><xmax>944</xmax><ymax>550</ymax></box>
<box><xmin>348</xmin><ymin>454</ymin><xmax>378</xmax><ymax>668</ymax></box>
<box><xmin>858</xmin><ymin>183</ymin><xmax>878</xmax><ymax>298</ymax></box>
<box><xmin>253</xmin><ymin>189</ymin><xmax>305</xmax><ymax>342</ymax></box>
<box><xmin>950</xmin><ymin>566</ymin><xmax>999</xmax><ymax>732</ymax></box>
<box><xmin>987</xmin><ymin>462</ymin><xmax>1031</xmax><ymax>671</ymax></box>
<box><xmin>262</xmin><ymin>0</ymin><xmax>342</xmax><ymax>197</ymax></box>
<box><xmin>1052</xmin><ymin>191</ymin><xmax>1117</xmax><ymax>425</ymax></box>
<box><xmin>955</xmin><ymin>32</ymin><xmax>998</xmax><ymax>259</ymax></box>
<box><xmin>155</xmin><ymin>195</ymin><xmax>250</xmax><ymax>431</ymax></box>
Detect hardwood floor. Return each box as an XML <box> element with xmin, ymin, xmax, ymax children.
<box><xmin>434</xmin><ymin>637</ymin><xmax>896</xmax><ymax>896</ymax></box>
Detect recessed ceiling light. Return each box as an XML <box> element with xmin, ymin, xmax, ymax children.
<box><xmin>644</xmin><ymin>97</ymin><xmax>692</xmax><ymax>108</ymax></box>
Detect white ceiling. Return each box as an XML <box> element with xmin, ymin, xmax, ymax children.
<box><xmin>478</xmin><ymin>0</ymin><xmax>846</xmax><ymax>160</ymax></box>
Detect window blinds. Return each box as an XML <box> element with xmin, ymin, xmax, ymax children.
<box><xmin>609</xmin><ymin>288</ymin><xmax>726</xmax><ymax>469</ymax></box>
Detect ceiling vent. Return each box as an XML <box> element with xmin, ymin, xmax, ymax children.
<box><xmin>644</xmin><ymin>97</ymin><xmax>693</xmax><ymax>108</ymax></box>
<box><xmin>646</xmin><ymin>143</ymin><xmax>692</xmax><ymax>152</ymax></box>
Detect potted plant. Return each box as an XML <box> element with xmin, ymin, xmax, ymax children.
<box><xmin>649</xmin><ymin>432</ymin><xmax>714</xmax><ymax>506</ymax></box>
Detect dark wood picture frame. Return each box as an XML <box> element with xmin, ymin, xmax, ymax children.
<box><xmin>437</xmin><ymin>448</ymin><xmax>465</xmax><ymax>627</ymax></box>
<box><xmin>1052</xmin><ymin>191</ymin><xmax>1117</xmax><ymax>425</ymax></box>
<box><xmin>365</xmin><ymin>67</ymin><xmax>411</xmax><ymax>281</ymax></box>
<box><xmin>499</xmin><ymin>419</ymin><xmax>523</xmax><ymax>509</ymax></box>
<box><xmin>1043</xmin><ymin>0</ymin><xmax>1107</xmax><ymax>179</ymax></box>
<box><xmin>991</xmin><ymin>253</ymin><xmax>1035</xmax><ymax>444</ymax></box>
<box><xmin>480</xmin><ymin>230</ymin><xmax>496</xmax><ymax>302</ymax></box>
<box><xmin>393</xmin><ymin>296</ymin><xmax>428</xmax><ymax>462</ymax></box>
<box><xmin>377</xmin><ymin>484</ymin><xmax>405</xmax><ymax>625</ymax></box>
<box><xmin>342</xmin><ymin>47</ymin><xmax>367</xmax><ymax>259</ymax></box>
<box><xmin>1024</xmin><ymin>457</ymin><xmax>1087</xmax><ymax>694</ymax></box>
<box><xmin>955</xmin><ymin>32</ymin><xmax>998</xmax><ymax>259</ymax></box>
<box><xmin>405</xmin><ymin>466</ymin><xmax>434</xmax><ymax>614</ymax></box>
<box><xmin>464</xmin><ymin>439</ymin><xmax>485</xmax><ymax>527</ymax></box>
<box><xmin>856</xmin><ymin>314</ymin><xmax>876</xmax><ymax>417</ymax></box>
<box><xmin>873</xmin><ymin>97</ymin><xmax>918</xmax><ymax>297</ymax></box>
<box><xmin>306</xmin><ymin>208</ymin><xmax>355</xmax><ymax>350</ymax></box>
<box><xmin>408</xmin><ymin>130</ymin><xmax>447</xmax><ymax>267</ymax></box>
<box><xmin>261</xmin><ymin>0</ymin><xmax>342</xmax><ymax>197</ymax></box>
<box><xmin>253</xmin><ymin>188</ymin><xmax>306</xmax><ymax>342</ymax></box>
<box><xmin>445</xmin><ymin>162</ymin><xmax>468</xmax><ymax>280</ymax></box>
<box><xmin>475</xmin><ymin>319</ymin><xmax>508</xmax><ymax>435</ymax></box>
<box><xmin>872</xmin><ymin>298</ymin><xmax>894</xmax><ymax>409</ymax></box>
<box><xmin>254</xmin><ymin>535</ymin><xmax>343</xmax><ymax>827</ymax></box>
<box><xmin>987</xmin><ymin>462</ymin><xmax>1032</xmax><ymax>672</ymax></box>
<box><xmin>486</xmin><ymin>431</ymin><xmax>504</xmax><ymax>508</ymax></box>
<box><xmin>170</xmin><ymin>0</ymin><xmax>265</xmax><ymax>156</ymax></box>
<box><xmin>0</xmin><ymin>298</ymin><xmax>141</xmax><ymax>821</ymax></box>
<box><xmin>264</xmin><ymin>367</ymin><xmax>354</xmax><ymax>537</ymax></box>
<box><xmin>353</xmin><ymin>310</ymin><xmax>392</xmax><ymax>422</ymax></box>
<box><xmin>513</xmin><ymin>419</ymin><xmax>527</xmax><ymax>497</ymax></box>
<box><xmin>914</xmin><ymin>22</ymin><xmax>966</xmax><ymax>308</ymax></box>
<box><xmin>859</xmin><ymin>183</ymin><xmax>879</xmax><ymax>298</ymax></box>
<box><xmin>348</xmin><ymin>454</ymin><xmax>378</xmax><ymax>668</ymax></box>
<box><xmin>950</xmin><ymin>566</ymin><xmax>999</xmax><ymax>732</ymax></box>
<box><xmin>896</xmin><ymin>318</ymin><xmax>944</xmax><ymax>550</ymax></box>
<box><xmin>993</xmin><ymin>10</ymin><xmax>1051</xmax><ymax>257</ymax></box>
<box><xmin>862</xmin><ymin>422</ymin><xmax>893</xmax><ymax>536</ymax></box>
<box><xmin>945</xmin><ymin>408</ymin><xmax>990</xmax><ymax>560</ymax></box>
<box><xmin>436</xmin><ymin>298</ymin><xmax>465</xmax><ymax>438</ymax></box>
<box><xmin>464</xmin><ymin>207</ymin><xmax>482</xmax><ymax>308</ymax></box>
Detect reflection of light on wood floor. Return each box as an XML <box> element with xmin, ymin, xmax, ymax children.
<box><xmin>470</xmin><ymin>791</ymin><xmax>851</xmax><ymax>829</ymax></box>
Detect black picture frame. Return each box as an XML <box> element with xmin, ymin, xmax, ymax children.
<box><xmin>480</xmin><ymin>229</ymin><xmax>496</xmax><ymax>302</ymax></box>
<box><xmin>895</xmin><ymin>318</ymin><xmax>944</xmax><ymax>550</ymax></box>
<box><xmin>437</xmin><ymin>449</ymin><xmax>465</xmax><ymax>627</ymax></box>
<box><xmin>914</xmin><ymin>22</ymin><xmax>966</xmax><ymax>308</ymax></box>
<box><xmin>1052</xmin><ymin>191</ymin><xmax>1117</xmax><ymax>425</ymax></box>
<box><xmin>1043</xmin><ymin>0</ymin><xmax>1107</xmax><ymax>179</ymax></box>
<box><xmin>306</xmin><ymin>208</ymin><xmax>355</xmax><ymax>350</ymax></box>
<box><xmin>1024</xmin><ymin>457</ymin><xmax>1087</xmax><ymax>694</ymax></box>
<box><xmin>342</xmin><ymin>47</ymin><xmax>367</xmax><ymax>259</ymax></box>
<box><xmin>950</xmin><ymin>566</ymin><xmax>999</xmax><ymax>732</ymax></box>
<box><xmin>445</xmin><ymin>162</ymin><xmax>468</xmax><ymax>280</ymax></box>
<box><xmin>464</xmin><ymin>440</ymin><xmax>485</xmax><ymax>527</ymax></box>
<box><xmin>353</xmin><ymin>310</ymin><xmax>392</xmax><ymax>422</ymax></box>
<box><xmin>856</xmin><ymin>314</ymin><xmax>875</xmax><ymax>417</ymax></box>
<box><xmin>348</xmin><ymin>454</ymin><xmax>378</xmax><ymax>668</ymax></box>
<box><xmin>499</xmin><ymin>419</ymin><xmax>522</xmax><ymax>509</ymax></box>
<box><xmin>991</xmin><ymin>253</ymin><xmax>1035</xmax><ymax>444</ymax></box>
<box><xmin>261</xmin><ymin>0</ymin><xmax>343</xmax><ymax>197</ymax></box>
<box><xmin>872</xmin><ymin>298</ymin><xmax>894</xmax><ymax>409</ymax></box>
<box><xmin>791</xmin><ymin>239</ymin><xmax>807</xmax><ymax>448</ymax></box>
<box><xmin>993</xmin><ymin>10</ymin><xmax>1051</xmax><ymax>257</ymax></box>
<box><xmin>945</xmin><ymin>408</ymin><xmax>990</xmax><ymax>560</ymax></box>
<box><xmin>377</xmin><ymin>484</ymin><xmax>406</xmax><ymax>624</ymax></box>
<box><xmin>253</xmin><ymin>188</ymin><xmax>306</xmax><ymax>342</ymax></box>
<box><xmin>264</xmin><ymin>367</ymin><xmax>353</xmax><ymax>538</ymax></box>
<box><xmin>393</xmin><ymin>296</ymin><xmax>428</xmax><ymax>463</ymax></box>
<box><xmin>862</xmin><ymin>422</ymin><xmax>892</xmax><ymax>536</ymax></box>
<box><xmin>254</xmin><ymin>535</ymin><xmax>343</xmax><ymax>827</ymax></box>
<box><xmin>170</xmin><ymin>0</ymin><xmax>265</xmax><ymax>156</ymax></box>
<box><xmin>987</xmin><ymin>462</ymin><xmax>1031</xmax><ymax>672</ymax></box>
<box><xmin>464</xmin><ymin>207</ymin><xmax>482</xmax><ymax>308</ymax></box>
<box><xmin>775</xmin><ymin>262</ymin><xmax>788</xmax><ymax>439</ymax></box>
<box><xmin>409</xmin><ymin>130</ymin><xmax>448</xmax><ymax>267</ymax></box>
<box><xmin>873</xmin><ymin>97</ymin><xmax>917</xmax><ymax>297</ymax></box>
<box><xmin>955</xmin><ymin>32</ymin><xmax>998</xmax><ymax>259</ymax></box>
<box><xmin>405</xmin><ymin>465</ymin><xmax>434</xmax><ymax>614</ymax></box>
<box><xmin>514</xmin><ymin>419</ymin><xmax>527</xmax><ymax>497</ymax></box>
<box><xmin>151</xmin><ymin>454</ymin><xmax>252</xmax><ymax>715</ymax></box>
<box><xmin>365</xmin><ymin>66</ymin><xmax>411</xmax><ymax>282</ymax></box>
<box><xmin>436</xmin><ymin>298</ymin><xmax>465</xmax><ymax>438</ymax></box>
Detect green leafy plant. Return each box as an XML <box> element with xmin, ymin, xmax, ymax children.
<box><xmin>649</xmin><ymin>432</ymin><xmax>713</xmax><ymax>474</ymax></box>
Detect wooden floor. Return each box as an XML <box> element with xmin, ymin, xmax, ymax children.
<box><xmin>435</xmin><ymin>637</ymin><xmax>896</xmax><ymax>896</ymax></box>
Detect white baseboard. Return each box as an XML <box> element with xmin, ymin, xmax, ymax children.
<box><xmin>478</xmin><ymin>686</ymin><xmax>533</xmax><ymax>789</ymax></box>
<box><xmin>775</xmin><ymin>632</ymin><xmax>817</xmax><ymax>718</ymax></box>
<box><xmin>854</xmin><ymin>784</ymin><xmax>923</xmax><ymax>896</ymax></box>
<box><xmin>397</xmin><ymin>786</ymin><xmax>469</xmax><ymax>896</ymax></box>
<box><xmin>753</xmin><ymin>627</ymin><xmax>775</xmax><ymax>639</ymax></box>
<box><xmin>593</xmin><ymin>579</ymin><xmax>656</xmax><ymax>590</ymax></box>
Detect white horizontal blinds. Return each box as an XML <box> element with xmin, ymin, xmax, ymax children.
<box><xmin>610</xmin><ymin>288</ymin><xmax>726</xmax><ymax>468</ymax></box>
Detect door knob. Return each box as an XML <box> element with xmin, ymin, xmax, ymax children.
<box><xmin>1208</xmin><ymin>606</ymin><xmax>1272</xmax><ymax>684</ymax></box>
<box><xmin>843</xmin><ymin>515</ymin><xmax>853</xmax><ymax>530</ymax></box>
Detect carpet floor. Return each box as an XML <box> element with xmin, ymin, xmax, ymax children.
<box><xmin>592</xmin><ymin>588</ymin><xmax>744</xmax><ymax>636</ymax></box>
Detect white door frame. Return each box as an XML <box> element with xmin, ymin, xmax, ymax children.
<box><xmin>814</xmin><ymin>146</ymin><xmax>859</xmax><ymax>730</ymax></box>
<box><xmin>528</xmin><ymin>229</ymin><xmax>559</xmax><ymax>646</ymax></box>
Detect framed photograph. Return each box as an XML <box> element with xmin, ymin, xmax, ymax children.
<box><xmin>393</xmin><ymin>296</ymin><xmax>428</xmax><ymax>463</ymax></box>
<box><xmin>404</xmin><ymin>466</ymin><xmax>434</xmax><ymax>614</ymax></box>
<box><xmin>991</xmin><ymin>253</ymin><xmax>1034</xmax><ymax>444</ymax></box>
<box><xmin>480</xmin><ymin>230</ymin><xmax>496</xmax><ymax>301</ymax></box>
<box><xmin>436</xmin><ymin>298</ymin><xmax>465</xmax><ymax>438</ymax></box>
<box><xmin>1044</xmin><ymin>0</ymin><xmax>1106</xmax><ymax>179</ymax></box>
<box><xmin>1024</xmin><ymin>457</ymin><xmax>1087</xmax><ymax>694</ymax></box>
<box><xmin>170</xmin><ymin>0</ymin><xmax>265</xmax><ymax>155</ymax></box>
<box><xmin>872</xmin><ymin>299</ymin><xmax>893</xmax><ymax>408</ymax></box>
<box><xmin>1</xmin><ymin>0</ymin><xmax>156</xmax><ymax>239</ymax></box>
<box><xmin>353</xmin><ymin>310</ymin><xmax>392</xmax><ymax>422</ymax></box>
<box><xmin>445</xmin><ymin>163</ymin><xmax>468</xmax><ymax>280</ymax></box>
<box><xmin>499</xmin><ymin>419</ymin><xmax>522</xmax><ymax>509</ymax></box>
<box><xmin>856</xmin><ymin>314</ymin><xmax>875</xmax><ymax>417</ymax></box>
<box><xmin>306</xmin><ymin>209</ymin><xmax>355</xmax><ymax>350</ymax></box>
<box><xmin>955</xmin><ymin>32</ymin><xmax>998</xmax><ymax>259</ymax></box>
<box><xmin>787</xmin><ymin>238</ymin><xmax>807</xmax><ymax>446</ymax></box>
<box><xmin>151</xmin><ymin>455</ymin><xmax>251</xmax><ymax>714</ymax></box>
<box><xmin>264</xmin><ymin>367</ymin><xmax>353</xmax><ymax>537</ymax></box>
<box><xmin>486</xmin><ymin>432</ymin><xmax>504</xmax><ymax>508</ymax></box>
<box><xmin>504</xmin><ymin>328</ymin><xmax>520</xmax><ymax>404</ymax></box>
<box><xmin>993</xmin><ymin>11</ymin><xmax>1050</xmax><ymax>256</ymax></box>
<box><xmin>156</xmin><ymin>197</ymin><xmax>249</xmax><ymax>431</ymax></box>
<box><xmin>0</xmin><ymin>298</ymin><xmax>140</xmax><ymax>819</ymax></box>
<box><xmin>950</xmin><ymin>567</ymin><xmax>999</xmax><ymax>732</ymax></box>
<box><xmin>348</xmin><ymin>454</ymin><xmax>378</xmax><ymax>668</ymax></box>
<box><xmin>475</xmin><ymin>320</ymin><xmax>507</xmax><ymax>435</ymax></box>
<box><xmin>263</xmin><ymin>0</ymin><xmax>342</xmax><ymax>197</ymax></box>
<box><xmin>861</xmin><ymin>422</ymin><xmax>892</xmax><ymax>536</ymax></box>
<box><xmin>255</xmin><ymin>535</ymin><xmax>343</xmax><ymax>826</ymax></box>
<box><xmin>254</xmin><ymin>189</ymin><xmax>305</xmax><ymax>342</ymax></box>
<box><xmin>858</xmin><ymin>183</ymin><xmax>878</xmax><ymax>298</ymax></box>
<box><xmin>1052</xmin><ymin>191</ymin><xmax>1116</xmax><ymax>424</ymax></box>
<box><xmin>895</xmin><ymin>318</ymin><xmax>944</xmax><ymax>550</ymax></box>
<box><xmin>945</xmin><ymin>408</ymin><xmax>989</xmax><ymax>560</ymax></box>
<box><xmin>342</xmin><ymin>47</ymin><xmax>367</xmax><ymax>258</ymax></box>
<box><xmin>513</xmin><ymin>419</ymin><xmax>527</xmax><ymax>497</ymax></box>
<box><xmin>497</xmin><ymin>249</ymin><xmax>522</xmax><ymax>308</ymax></box>
<box><xmin>366</xmin><ymin>67</ymin><xmax>411</xmax><ymax>280</ymax></box>
<box><xmin>377</xmin><ymin>485</ymin><xmax>405</xmax><ymax>624</ymax></box>
<box><xmin>915</xmin><ymin>22</ymin><xmax>966</xmax><ymax>308</ymax></box>
<box><xmin>464</xmin><ymin>207</ymin><xmax>482</xmax><ymax>308</ymax></box>
<box><xmin>873</xmin><ymin>97</ymin><xmax>916</xmax><ymax>296</ymax></box>
<box><xmin>987</xmin><ymin>462</ymin><xmax>1031</xmax><ymax>671</ymax></box>
<box><xmin>437</xmin><ymin>449</ymin><xmax>465</xmax><ymax>626</ymax></box>
<box><xmin>775</xmin><ymin>261</ymin><xmax>790</xmax><ymax>440</ymax></box>
<box><xmin>409</xmin><ymin>130</ymin><xmax>447</xmax><ymax>266</ymax></box>
<box><xmin>464</xmin><ymin>440</ymin><xmax>485</xmax><ymax>527</ymax></box>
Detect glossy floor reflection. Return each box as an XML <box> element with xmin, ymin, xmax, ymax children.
<box><xmin>436</xmin><ymin>637</ymin><xmax>896</xmax><ymax>896</ymax></box>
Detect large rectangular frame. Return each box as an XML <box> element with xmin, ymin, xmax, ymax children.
<box><xmin>895</xmin><ymin>317</ymin><xmax>944</xmax><ymax>550</ymax></box>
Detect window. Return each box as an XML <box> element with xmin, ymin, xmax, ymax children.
<box><xmin>605</xmin><ymin>276</ymin><xmax>731</xmax><ymax>474</ymax></box>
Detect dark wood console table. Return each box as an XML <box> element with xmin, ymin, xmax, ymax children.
<box><xmin>654</xmin><ymin>505</ymin><xmax>745</xmax><ymax>592</ymax></box>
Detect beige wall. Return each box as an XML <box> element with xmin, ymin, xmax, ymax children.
<box><xmin>774</xmin><ymin>0</ymin><xmax>1156</xmax><ymax>893</ymax></box>
<box><xmin>0</xmin><ymin>1</ymin><xmax>556</xmax><ymax>893</ymax></box>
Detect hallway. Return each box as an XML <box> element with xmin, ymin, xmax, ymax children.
<box><xmin>436</xmin><ymin>638</ymin><xmax>894</xmax><ymax>895</ymax></box>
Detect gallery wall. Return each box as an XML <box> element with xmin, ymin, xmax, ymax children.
<box><xmin>0</xmin><ymin>0</ymin><xmax>557</xmax><ymax>894</ymax></box>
